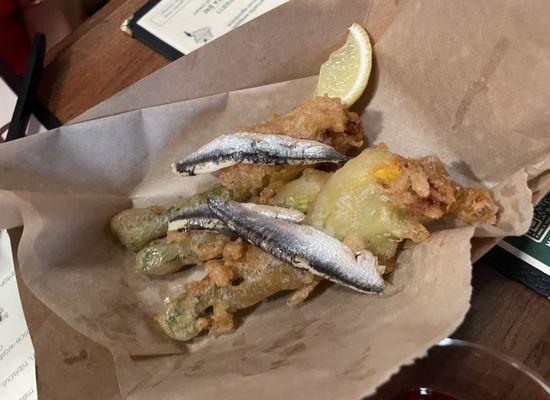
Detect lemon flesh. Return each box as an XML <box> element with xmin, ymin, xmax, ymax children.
<box><xmin>316</xmin><ymin>23</ymin><xmax>372</xmax><ymax>108</ymax></box>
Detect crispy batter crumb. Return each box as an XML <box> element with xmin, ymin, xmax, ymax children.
<box><xmin>194</xmin><ymin>318</ymin><xmax>209</xmax><ymax>332</ymax></box>
<box><xmin>378</xmin><ymin>151</ymin><xmax>497</xmax><ymax>224</ymax></box>
<box><xmin>150</xmin><ymin>205</ymin><xmax>163</xmax><ymax>215</ymax></box>
<box><xmin>219</xmin><ymin>164</ymin><xmax>304</xmax><ymax>202</ymax></box>
<box><xmin>238</xmin><ymin>96</ymin><xmax>364</xmax><ymax>154</ymax></box>
<box><xmin>379</xmin><ymin>154</ymin><xmax>456</xmax><ymax>219</ymax></box>
<box><xmin>287</xmin><ymin>278</ymin><xmax>321</xmax><ymax>305</ymax></box>
<box><xmin>205</xmin><ymin>260</ymin><xmax>237</xmax><ymax>288</ymax></box>
<box><xmin>450</xmin><ymin>186</ymin><xmax>498</xmax><ymax>225</ymax></box>
<box><xmin>222</xmin><ymin>239</ymin><xmax>247</xmax><ymax>261</ymax></box>
<box><xmin>167</xmin><ymin>230</ymin><xmax>230</xmax><ymax>260</ymax></box>
<box><xmin>211</xmin><ymin>305</ymin><xmax>234</xmax><ymax>335</ymax></box>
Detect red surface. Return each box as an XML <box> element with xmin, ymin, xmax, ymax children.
<box><xmin>0</xmin><ymin>0</ymin><xmax>30</xmax><ymax>75</ymax></box>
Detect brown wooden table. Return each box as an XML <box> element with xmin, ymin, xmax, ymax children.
<box><xmin>20</xmin><ymin>0</ymin><xmax>550</xmax><ymax>398</ymax></box>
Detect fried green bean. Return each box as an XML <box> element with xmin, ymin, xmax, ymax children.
<box><xmin>156</xmin><ymin>244</ymin><xmax>314</xmax><ymax>341</ymax></box>
<box><xmin>136</xmin><ymin>231</ymin><xmax>230</xmax><ymax>275</ymax></box>
<box><xmin>136</xmin><ymin>238</ymin><xmax>200</xmax><ymax>275</ymax></box>
<box><xmin>111</xmin><ymin>185</ymin><xmax>230</xmax><ymax>251</ymax></box>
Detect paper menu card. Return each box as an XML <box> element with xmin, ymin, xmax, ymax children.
<box><xmin>0</xmin><ymin>231</ymin><xmax>36</xmax><ymax>400</ymax></box>
<box><xmin>136</xmin><ymin>0</ymin><xmax>289</xmax><ymax>55</ymax></box>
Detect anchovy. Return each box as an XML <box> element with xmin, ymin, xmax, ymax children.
<box><xmin>172</xmin><ymin>132</ymin><xmax>350</xmax><ymax>176</ymax></box>
<box><xmin>169</xmin><ymin>204</ymin><xmax>232</xmax><ymax>235</ymax></box>
<box><xmin>207</xmin><ymin>197</ymin><xmax>384</xmax><ymax>294</ymax></box>
<box><xmin>240</xmin><ymin>203</ymin><xmax>305</xmax><ymax>223</ymax></box>
<box><xmin>168</xmin><ymin>203</ymin><xmax>305</xmax><ymax>235</ymax></box>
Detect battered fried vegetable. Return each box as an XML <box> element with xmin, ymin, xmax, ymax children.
<box><xmin>111</xmin><ymin>95</ymin><xmax>500</xmax><ymax>343</ymax></box>
<box><xmin>450</xmin><ymin>186</ymin><xmax>498</xmax><ymax>225</ymax></box>
<box><xmin>219</xmin><ymin>164</ymin><xmax>305</xmax><ymax>202</ymax></box>
<box><xmin>111</xmin><ymin>185</ymin><xmax>230</xmax><ymax>251</ymax></box>
<box><xmin>208</xmin><ymin>197</ymin><xmax>384</xmax><ymax>293</ymax></box>
<box><xmin>136</xmin><ymin>231</ymin><xmax>230</xmax><ymax>275</ymax></box>
<box><xmin>376</xmin><ymin>148</ymin><xmax>497</xmax><ymax>224</ymax></box>
<box><xmin>110</xmin><ymin>206</ymin><xmax>166</xmax><ymax>251</ymax></box>
<box><xmin>377</xmin><ymin>153</ymin><xmax>456</xmax><ymax>220</ymax></box>
<box><xmin>219</xmin><ymin>96</ymin><xmax>364</xmax><ymax>202</ymax></box>
<box><xmin>156</xmin><ymin>242</ymin><xmax>316</xmax><ymax>341</ymax></box>
<box><xmin>238</xmin><ymin>95</ymin><xmax>364</xmax><ymax>154</ymax></box>
<box><xmin>308</xmin><ymin>144</ymin><xmax>498</xmax><ymax>268</ymax></box>
<box><xmin>308</xmin><ymin>146</ymin><xmax>429</xmax><ymax>267</ymax></box>
<box><xmin>269</xmin><ymin>168</ymin><xmax>331</xmax><ymax>212</ymax></box>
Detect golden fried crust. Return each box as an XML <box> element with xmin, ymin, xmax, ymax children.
<box><xmin>380</xmin><ymin>155</ymin><xmax>456</xmax><ymax>220</ymax></box>
<box><xmin>166</xmin><ymin>230</ymin><xmax>230</xmax><ymax>260</ymax></box>
<box><xmin>450</xmin><ymin>186</ymin><xmax>498</xmax><ymax>225</ymax></box>
<box><xmin>220</xmin><ymin>96</ymin><xmax>365</xmax><ymax>202</ymax></box>
<box><xmin>157</xmin><ymin>242</ymin><xmax>316</xmax><ymax>341</ymax></box>
<box><xmin>379</xmin><ymin>151</ymin><xmax>497</xmax><ymax>224</ymax></box>
<box><xmin>238</xmin><ymin>95</ymin><xmax>364</xmax><ymax>154</ymax></box>
<box><xmin>205</xmin><ymin>260</ymin><xmax>237</xmax><ymax>288</ymax></box>
<box><xmin>219</xmin><ymin>164</ymin><xmax>304</xmax><ymax>202</ymax></box>
<box><xmin>222</xmin><ymin>238</ymin><xmax>247</xmax><ymax>261</ymax></box>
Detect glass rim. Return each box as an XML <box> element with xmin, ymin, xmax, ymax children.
<box><xmin>438</xmin><ymin>338</ymin><xmax>550</xmax><ymax>394</ymax></box>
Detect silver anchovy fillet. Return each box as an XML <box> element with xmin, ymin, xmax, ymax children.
<box><xmin>168</xmin><ymin>203</ymin><xmax>305</xmax><ymax>235</ymax></box>
<box><xmin>207</xmin><ymin>197</ymin><xmax>385</xmax><ymax>294</ymax></box>
<box><xmin>240</xmin><ymin>203</ymin><xmax>305</xmax><ymax>223</ymax></box>
<box><xmin>171</xmin><ymin>132</ymin><xmax>350</xmax><ymax>176</ymax></box>
<box><xmin>168</xmin><ymin>204</ymin><xmax>231</xmax><ymax>235</ymax></box>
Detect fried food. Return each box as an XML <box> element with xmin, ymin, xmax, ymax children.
<box><xmin>308</xmin><ymin>145</ymin><xmax>430</xmax><ymax>266</ymax></box>
<box><xmin>269</xmin><ymin>168</ymin><xmax>331</xmax><ymax>212</ymax></box>
<box><xmin>376</xmin><ymin>146</ymin><xmax>497</xmax><ymax>224</ymax></box>
<box><xmin>110</xmin><ymin>206</ymin><xmax>166</xmax><ymax>252</ymax></box>
<box><xmin>308</xmin><ymin>144</ymin><xmax>498</xmax><ymax>268</ymax></box>
<box><xmin>208</xmin><ymin>197</ymin><xmax>384</xmax><ymax>293</ymax></box>
<box><xmin>136</xmin><ymin>232</ymin><xmax>230</xmax><ymax>275</ymax></box>
<box><xmin>450</xmin><ymin>186</ymin><xmax>498</xmax><ymax>225</ymax></box>
<box><xmin>220</xmin><ymin>164</ymin><xmax>304</xmax><ymax>202</ymax></box>
<box><xmin>219</xmin><ymin>96</ymin><xmax>364</xmax><ymax>202</ymax></box>
<box><xmin>156</xmin><ymin>241</ymin><xmax>316</xmax><ymax>341</ymax></box>
<box><xmin>111</xmin><ymin>95</ymin><xmax>499</xmax><ymax>343</ymax></box>
<box><xmin>111</xmin><ymin>185</ymin><xmax>230</xmax><ymax>251</ymax></box>
<box><xmin>238</xmin><ymin>96</ymin><xmax>364</xmax><ymax>154</ymax></box>
<box><xmin>379</xmin><ymin>153</ymin><xmax>456</xmax><ymax>220</ymax></box>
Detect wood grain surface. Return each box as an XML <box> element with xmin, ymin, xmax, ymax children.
<box><xmin>23</xmin><ymin>0</ymin><xmax>550</xmax><ymax>398</ymax></box>
<box><xmin>38</xmin><ymin>0</ymin><xmax>168</xmax><ymax>123</ymax></box>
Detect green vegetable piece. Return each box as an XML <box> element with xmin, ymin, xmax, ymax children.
<box><xmin>269</xmin><ymin>169</ymin><xmax>330</xmax><ymax>212</ymax></box>
<box><xmin>135</xmin><ymin>238</ymin><xmax>200</xmax><ymax>275</ymax></box>
<box><xmin>111</xmin><ymin>185</ymin><xmax>230</xmax><ymax>251</ymax></box>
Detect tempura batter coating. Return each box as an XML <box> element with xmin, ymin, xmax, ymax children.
<box><xmin>219</xmin><ymin>164</ymin><xmax>304</xmax><ymax>202</ymax></box>
<box><xmin>450</xmin><ymin>186</ymin><xmax>498</xmax><ymax>225</ymax></box>
<box><xmin>136</xmin><ymin>231</ymin><xmax>230</xmax><ymax>275</ymax></box>
<box><xmin>156</xmin><ymin>241</ymin><xmax>316</xmax><ymax>341</ymax></box>
<box><xmin>308</xmin><ymin>145</ymin><xmax>498</xmax><ymax>268</ymax></box>
<box><xmin>379</xmin><ymin>152</ymin><xmax>457</xmax><ymax>220</ymax></box>
<box><xmin>378</xmin><ymin>148</ymin><xmax>497</xmax><ymax>224</ymax></box>
<box><xmin>237</xmin><ymin>96</ymin><xmax>364</xmax><ymax>154</ymax></box>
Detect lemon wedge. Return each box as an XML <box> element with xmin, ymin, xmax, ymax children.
<box><xmin>315</xmin><ymin>23</ymin><xmax>372</xmax><ymax>108</ymax></box>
